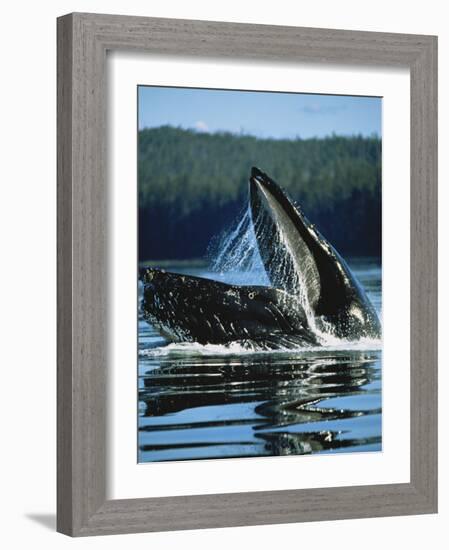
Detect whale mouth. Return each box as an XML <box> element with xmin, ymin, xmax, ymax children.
<box><xmin>140</xmin><ymin>168</ymin><xmax>381</xmax><ymax>345</ymax></box>
<box><xmin>249</xmin><ymin>166</ymin><xmax>321</xmax><ymax>311</ymax></box>
<box><xmin>248</xmin><ymin>167</ymin><xmax>381</xmax><ymax>339</ymax></box>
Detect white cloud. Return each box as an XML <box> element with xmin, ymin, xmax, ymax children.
<box><xmin>194</xmin><ymin>120</ymin><xmax>209</xmax><ymax>132</ymax></box>
<box><xmin>301</xmin><ymin>104</ymin><xmax>347</xmax><ymax>115</ymax></box>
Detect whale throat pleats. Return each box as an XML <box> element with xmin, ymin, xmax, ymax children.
<box><xmin>251</xmin><ymin>177</ymin><xmax>321</xmax><ymax>311</ymax></box>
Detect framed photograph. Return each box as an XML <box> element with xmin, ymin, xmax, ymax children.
<box><xmin>57</xmin><ymin>13</ymin><xmax>437</xmax><ymax>536</ymax></box>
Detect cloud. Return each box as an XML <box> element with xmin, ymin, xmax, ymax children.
<box><xmin>194</xmin><ymin>120</ymin><xmax>209</xmax><ymax>132</ymax></box>
<box><xmin>300</xmin><ymin>103</ymin><xmax>347</xmax><ymax>115</ymax></box>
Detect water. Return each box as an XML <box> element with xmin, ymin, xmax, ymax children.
<box><xmin>138</xmin><ymin>257</ymin><xmax>382</xmax><ymax>462</ymax></box>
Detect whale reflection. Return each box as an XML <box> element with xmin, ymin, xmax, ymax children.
<box><xmin>138</xmin><ymin>348</ymin><xmax>381</xmax><ymax>461</ymax></box>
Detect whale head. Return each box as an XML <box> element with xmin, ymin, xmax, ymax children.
<box><xmin>140</xmin><ymin>267</ymin><xmax>316</xmax><ymax>346</ymax></box>
<box><xmin>249</xmin><ymin>167</ymin><xmax>381</xmax><ymax>340</ymax></box>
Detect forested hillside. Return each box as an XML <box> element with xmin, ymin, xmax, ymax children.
<box><xmin>138</xmin><ymin>126</ymin><xmax>381</xmax><ymax>261</ymax></box>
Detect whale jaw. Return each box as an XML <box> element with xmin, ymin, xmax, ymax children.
<box><xmin>140</xmin><ymin>268</ymin><xmax>318</xmax><ymax>347</ymax></box>
<box><xmin>249</xmin><ymin>167</ymin><xmax>381</xmax><ymax>340</ymax></box>
<box><xmin>249</xmin><ymin>167</ymin><xmax>321</xmax><ymax>309</ymax></box>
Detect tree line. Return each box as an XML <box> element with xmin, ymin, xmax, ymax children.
<box><xmin>138</xmin><ymin>126</ymin><xmax>381</xmax><ymax>262</ymax></box>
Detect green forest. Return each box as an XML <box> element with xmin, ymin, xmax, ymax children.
<box><xmin>138</xmin><ymin>126</ymin><xmax>381</xmax><ymax>262</ymax></box>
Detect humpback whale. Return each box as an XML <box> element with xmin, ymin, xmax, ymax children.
<box><xmin>140</xmin><ymin>167</ymin><xmax>381</xmax><ymax>347</ymax></box>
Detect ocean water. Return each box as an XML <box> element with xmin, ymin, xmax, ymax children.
<box><xmin>138</xmin><ymin>257</ymin><xmax>382</xmax><ymax>462</ymax></box>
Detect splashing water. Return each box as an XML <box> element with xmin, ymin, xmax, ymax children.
<box><xmin>207</xmin><ymin>206</ymin><xmax>350</xmax><ymax>346</ymax></box>
<box><xmin>208</xmin><ymin>208</ymin><xmax>270</xmax><ymax>286</ymax></box>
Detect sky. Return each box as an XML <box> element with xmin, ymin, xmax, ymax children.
<box><xmin>138</xmin><ymin>86</ymin><xmax>381</xmax><ymax>140</ymax></box>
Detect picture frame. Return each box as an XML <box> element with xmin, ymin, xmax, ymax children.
<box><xmin>57</xmin><ymin>12</ymin><xmax>437</xmax><ymax>536</ymax></box>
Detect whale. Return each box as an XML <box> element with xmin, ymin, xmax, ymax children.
<box><xmin>140</xmin><ymin>167</ymin><xmax>381</xmax><ymax>347</ymax></box>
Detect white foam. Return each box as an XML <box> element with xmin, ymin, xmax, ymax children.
<box><xmin>139</xmin><ymin>337</ymin><xmax>382</xmax><ymax>358</ymax></box>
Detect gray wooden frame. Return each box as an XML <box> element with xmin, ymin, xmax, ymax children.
<box><xmin>57</xmin><ymin>12</ymin><xmax>438</xmax><ymax>537</ymax></box>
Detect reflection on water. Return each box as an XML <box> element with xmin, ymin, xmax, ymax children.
<box><xmin>138</xmin><ymin>258</ymin><xmax>382</xmax><ymax>462</ymax></box>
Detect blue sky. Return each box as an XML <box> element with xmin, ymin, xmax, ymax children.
<box><xmin>138</xmin><ymin>86</ymin><xmax>381</xmax><ymax>139</ymax></box>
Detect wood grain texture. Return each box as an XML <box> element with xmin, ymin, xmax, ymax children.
<box><xmin>57</xmin><ymin>12</ymin><xmax>438</xmax><ymax>537</ymax></box>
<box><xmin>57</xmin><ymin>13</ymin><xmax>74</xmax><ymax>536</ymax></box>
<box><xmin>409</xmin><ymin>37</ymin><xmax>438</xmax><ymax>508</ymax></box>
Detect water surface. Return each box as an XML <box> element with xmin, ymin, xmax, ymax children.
<box><xmin>138</xmin><ymin>257</ymin><xmax>381</xmax><ymax>462</ymax></box>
